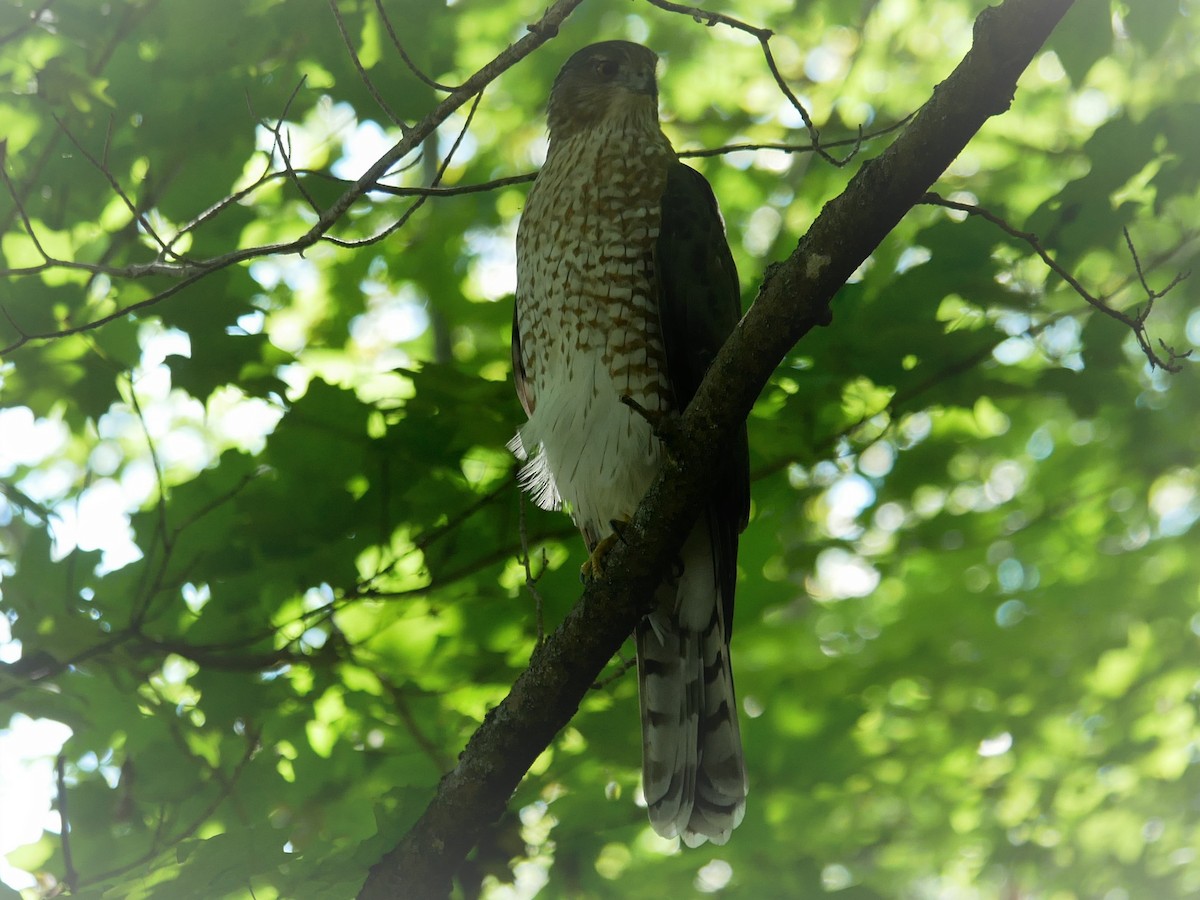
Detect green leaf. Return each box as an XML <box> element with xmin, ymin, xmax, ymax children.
<box><xmin>1049</xmin><ymin>0</ymin><xmax>1114</xmax><ymax>86</ymax></box>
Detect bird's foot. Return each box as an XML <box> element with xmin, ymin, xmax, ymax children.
<box><xmin>579</xmin><ymin>519</ymin><xmax>630</xmax><ymax>582</ymax></box>
<box><xmin>619</xmin><ymin>395</ymin><xmax>683</xmax><ymax>452</ymax></box>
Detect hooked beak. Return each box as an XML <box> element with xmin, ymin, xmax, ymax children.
<box><xmin>620</xmin><ymin>65</ymin><xmax>657</xmax><ymax>98</ymax></box>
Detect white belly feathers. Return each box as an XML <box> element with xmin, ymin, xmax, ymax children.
<box><xmin>509</xmin><ymin>346</ymin><xmax>663</xmax><ymax>535</ymax></box>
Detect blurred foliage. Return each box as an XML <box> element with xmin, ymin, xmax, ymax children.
<box><xmin>1</xmin><ymin>0</ymin><xmax>1198</xmax><ymax>898</ymax></box>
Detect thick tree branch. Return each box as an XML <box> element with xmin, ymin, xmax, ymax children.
<box><xmin>357</xmin><ymin>0</ymin><xmax>1075</xmax><ymax>897</ymax></box>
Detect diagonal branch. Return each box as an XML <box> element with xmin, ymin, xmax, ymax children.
<box><xmin>921</xmin><ymin>192</ymin><xmax>1190</xmax><ymax>371</ymax></box>
<box><xmin>372</xmin><ymin>0</ymin><xmax>459</xmax><ymax>92</ymax></box>
<box><xmin>55</xmin><ymin>755</ymin><xmax>78</xmax><ymax>893</ymax></box>
<box><xmin>328</xmin><ymin>0</ymin><xmax>405</xmax><ymax>129</ymax></box>
<box><xmin>324</xmin><ymin>90</ymin><xmax>485</xmax><ymax>250</ymax></box>
<box><xmin>356</xmin><ymin>0</ymin><xmax>1077</xmax><ymax>897</ymax></box>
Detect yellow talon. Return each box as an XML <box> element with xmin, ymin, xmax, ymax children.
<box><xmin>580</xmin><ymin>527</ymin><xmax>625</xmax><ymax>581</ymax></box>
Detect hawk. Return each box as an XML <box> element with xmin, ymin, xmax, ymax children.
<box><xmin>509</xmin><ymin>41</ymin><xmax>750</xmax><ymax>846</ymax></box>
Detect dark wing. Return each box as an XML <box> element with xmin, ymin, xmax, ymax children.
<box><xmin>655</xmin><ymin>161</ymin><xmax>750</xmax><ymax>631</ymax></box>
<box><xmin>512</xmin><ymin>304</ymin><xmax>535</xmax><ymax>416</ymax></box>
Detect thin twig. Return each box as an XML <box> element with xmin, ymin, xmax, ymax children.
<box><xmin>0</xmin><ymin>154</ymin><xmax>53</xmax><ymax>263</ymax></box>
<box><xmin>328</xmin><ymin>0</ymin><xmax>405</xmax><ymax>129</ymax></box>
<box><xmin>643</xmin><ymin>0</ymin><xmax>863</xmax><ymax>166</ymax></box>
<box><xmin>122</xmin><ymin>374</ymin><xmax>176</xmax><ymax>628</ymax></box>
<box><xmin>0</xmin><ymin>1</ymin><xmax>155</xmax><ymax>240</ymax></box>
<box><xmin>55</xmin><ymin>755</ymin><xmax>78</xmax><ymax>892</ymax></box>
<box><xmin>414</xmin><ymin>476</ymin><xmax>515</xmax><ymax>552</ymax></box>
<box><xmin>922</xmin><ymin>192</ymin><xmax>1190</xmax><ymax>372</ymax></box>
<box><xmin>380</xmin><ymin>675</ymin><xmax>455</xmax><ymax>772</ymax></box>
<box><xmin>681</xmin><ymin>114</ymin><xmax>915</xmax><ymax>159</ymax></box>
<box><xmin>1122</xmin><ymin>226</ymin><xmax>1188</xmax><ymax>328</ymax></box>
<box><xmin>1124</xmin><ymin>226</ymin><xmax>1153</xmax><ymax>301</ymax></box>
<box><xmin>51</xmin><ymin>113</ymin><xmax>175</xmax><ymax>258</ymax></box>
<box><xmin>163</xmin><ymin>81</ymin><xmax>309</xmax><ymax>255</ymax></box>
<box><xmin>352</xmin><ymin>533</ymin><xmax>573</xmax><ymax>603</ymax></box>
<box><xmin>518</xmin><ymin>491</ymin><xmax>547</xmax><ymax>650</ymax></box>
<box><xmin>273</xmin><ymin>169</ymin><xmax>537</xmax><ymax>200</ymax></box>
<box><xmin>592</xmin><ymin>656</ymin><xmax>636</xmax><ymax>690</ymax></box>
<box><xmin>78</xmin><ymin>728</ymin><xmax>261</xmax><ymax>889</ymax></box>
<box><xmin>641</xmin><ymin>0</ymin><xmax>772</xmax><ymax>39</ymax></box>
<box><xmin>265</xmin><ymin>77</ymin><xmax>326</xmax><ymax>216</ymax></box>
<box><xmin>324</xmin><ymin>89</ymin><xmax>485</xmax><ymax>249</ymax></box>
<box><xmin>0</xmin><ymin>168</ymin><xmax>534</xmax><ymax>282</ymax></box>
<box><xmin>372</xmin><ymin>0</ymin><xmax>458</xmax><ymax>92</ymax></box>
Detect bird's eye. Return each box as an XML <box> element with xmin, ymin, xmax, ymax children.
<box><xmin>595</xmin><ymin>59</ymin><xmax>619</xmax><ymax>79</ymax></box>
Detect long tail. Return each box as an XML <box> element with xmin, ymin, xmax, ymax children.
<box><xmin>635</xmin><ymin>518</ymin><xmax>746</xmax><ymax>846</ymax></box>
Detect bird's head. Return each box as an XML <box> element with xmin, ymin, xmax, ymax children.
<box><xmin>546</xmin><ymin>41</ymin><xmax>660</xmax><ymax>140</ymax></box>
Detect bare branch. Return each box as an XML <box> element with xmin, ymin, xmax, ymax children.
<box><xmin>0</xmin><ymin>124</ymin><xmax>891</xmax><ymax>288</ymax></box>
<box><xmin>323</xmin><ymin>89</ymin><xmax>485</xmax><ymax>250</ymax></box>
<box><xmin>1123</xmin><ymin>226</ymin><xmax>1190</xmax><ymax>324</ymax></box>
<box><xmin>263</xmin><ymin>76</ymin><xmax>327</xmax><ymax>217</ymax></box>
<box><xmin>922</xmin><ymin>192</ymin><xmax>1191</xmax><ymax>371</ymax></box>
<box><xmin>0</xmin><ymin>2</ymin><xmax>156</xmax><ymax>242</ymax></box>
<box><xmin>55</xmin><ymin>755</ymin><xmax>78</xmax><ymax>893</ymax></box>
<box><xmin>169</xmin><ymin>83</ymin><xmax>309</xmax><ymax>252</ymax></box>
<box><xmin>52</xmin><ymin>113</ymin><xmax>176</xmax><ymax>259</ymax></box>
<box><xmin>372</xmin><ymin>0</ymin><xmax>458</xmax><ymax>92</ymax></box>
<box><xmin>0</xmin><ymin>152</ymin><xmax>53</xmax><ymax>265</ymax></box>
<box><xmin>641</xmin><ymin>0</ymin><xmax>772</xmax><ymax>40</ymax></box>
<box><xmin>643</xmin><ymin>0</ymin><xmax>866</xmax><ymax>166</ymax></box>
<box><xmin>329</xmin><ymin>0</ymin><xmax>405</xmax><ymax>129</ymax></box>
<box><xmin>413</xmin><ymin>476</ymin><xmax>516</xmax><ymax>553</ymax></box>
<box><xmin>162</xmin><ymin>113</ymin><xmax>911</xmax><ymax>222</ymax></box>
<box><xmin>680</xmin><ymin>113</ymin><xmax>916</xmax><ymax>159</ymax></box>
<box><xmin>383</xmin><ymin>675</ymin><xmax>455</xmax><ymax>772</ymax></box>
<box><xmin>122</xmin><ymin>373</ymin><xmax>176</xmax><ymax>629</ymax></box>
<box><xmin>351</xmin><ymin>532</ymin><xmax>573</xmax><ymax>604</ymax></box>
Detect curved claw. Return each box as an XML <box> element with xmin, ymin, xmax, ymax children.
<box><xmin>579</xmin><ymin>520</ymin><xmax>631</xmax><ymax>582</ymax></box>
